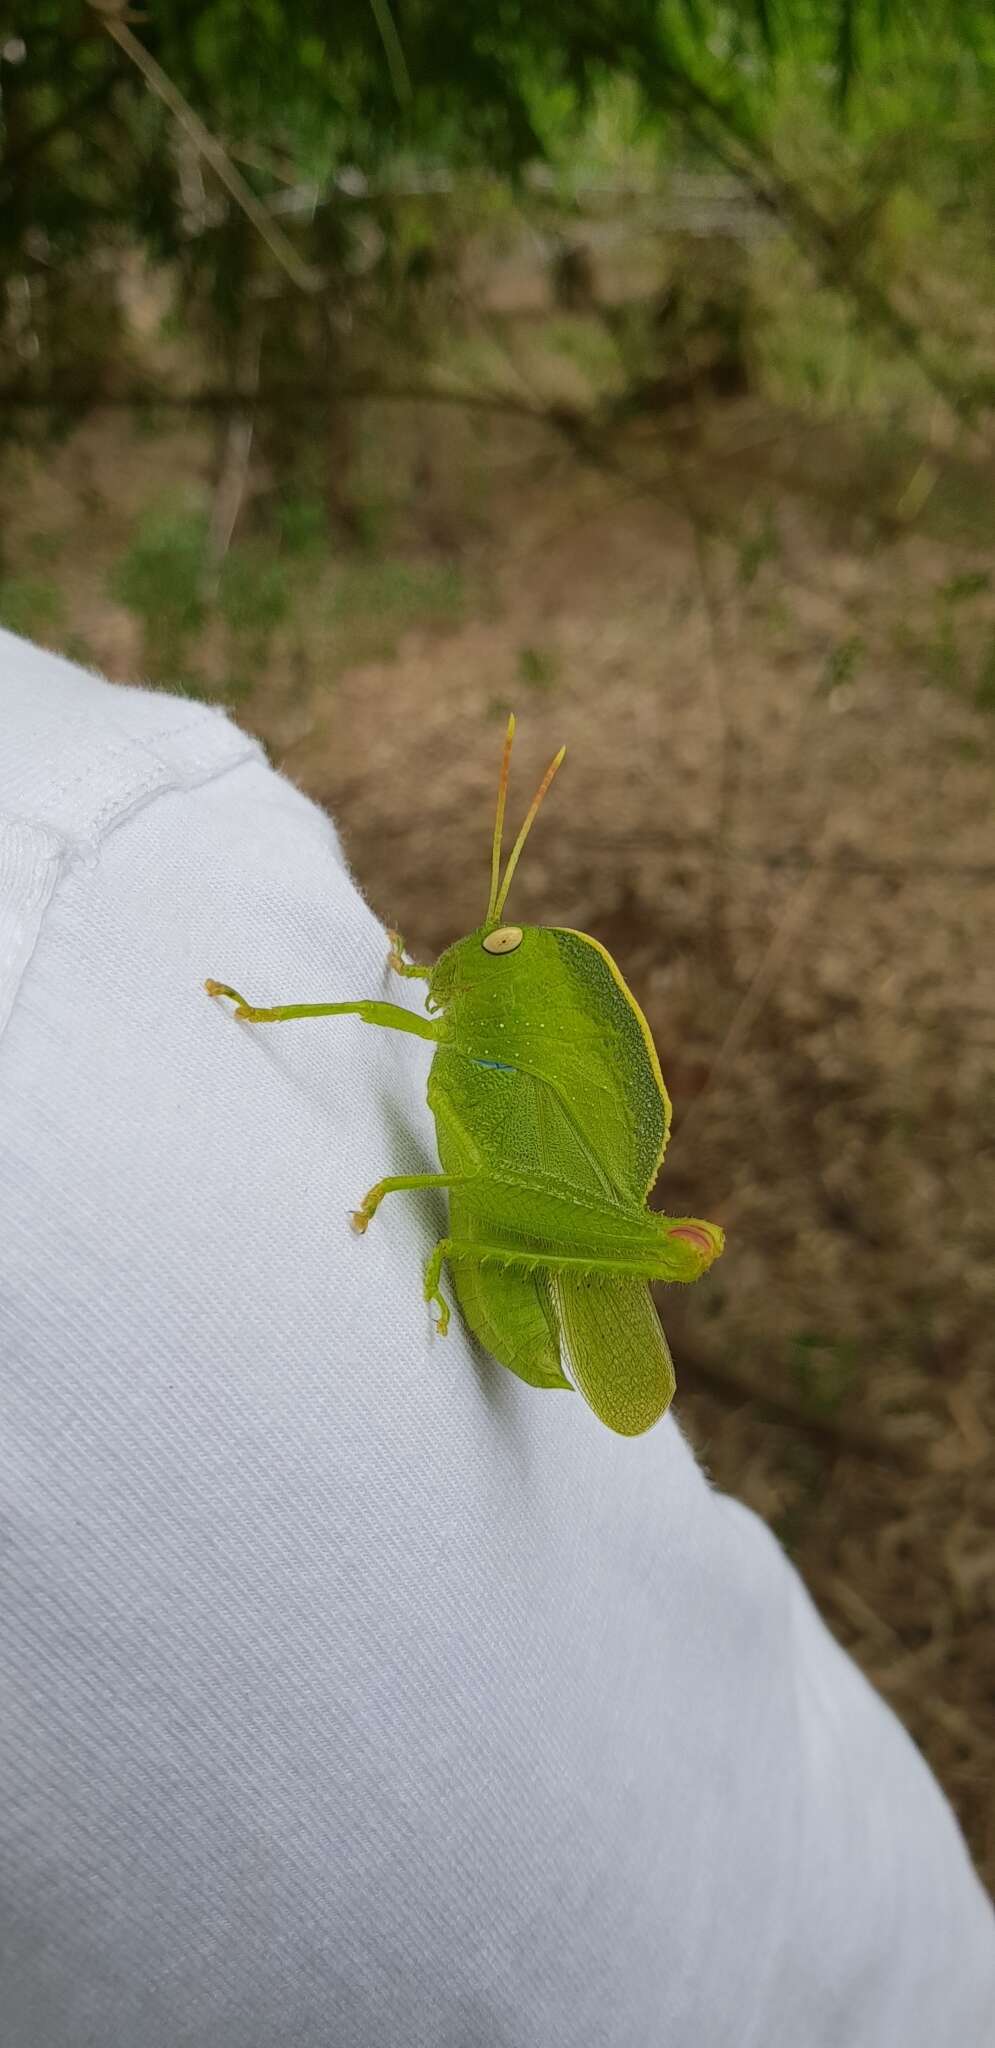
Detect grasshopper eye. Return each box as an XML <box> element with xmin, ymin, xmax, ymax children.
<box><xmin>482</xmin><ymin>925</ymin><xmax>523</xmax><ymax>955</ymax></box>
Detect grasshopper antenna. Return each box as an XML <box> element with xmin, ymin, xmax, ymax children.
<box><xmin>486</xmin><ymin>712</ymin><xmax>516</xmax><ymax>926</ymax></box>
<box><xmin>492</xmin><ymin>737</ymin><xmax>566</xmax><ymax>921</ymax></box>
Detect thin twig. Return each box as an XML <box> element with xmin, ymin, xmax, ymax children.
<box><xmin>368</xmin><ymin>0</ymin><xmax>411</xmax><ymax>103</ymax></box>
<box><xmin>90</xmin><ymin>7</ymin><xmax>323</xmax><ymax>294</ymax></box>
<box><xmin>0</xmin><ymin>377</ymin><xmax>554</xmax><ymax>421</ymax></box>
<box><xmin>206</xmin><ymin>320</ymin><xmax>261</xmax><ymax>571</ymax></box>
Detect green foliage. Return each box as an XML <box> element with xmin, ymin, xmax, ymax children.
<box><xmin>517</xmin><ymin>644</ymin><xmax>559</xmax><ymax>689</ymax></box>
<box><xmin>940</xmin><ymin>570</ymin><xmax>991</xmax><ymax>605</ymax></box>
<box><xmin>9</xmin><ymin>0</ymin><xmax>995</xmax><ymax>743</ymax></box>
<box><xmin>110</xmin><ymin>501</ymin><xmax>302</xmax><ymax>688</ymax></box>
<box><xmin>737</xmin><ymin>508</ymin><xmax>781</xmax><ymax>589</ymax></box>
<box><xmin>274</xmin><ymin>491</ymin><xmax>327</xmax><ymax>558</ymax></box>
<box><xmin>218</xmin><ymin>545</ymin><xmax>290</xmax><ymax>640</ymax></box>
<box><xmin>216</xmin><ymin>671</ymin><xmax>258</xmax><ymax>706</ymax></box>
<box><xmin>0</xmin><ymin>576</ymin><xmax>64</xmax><ymax>641</ymax></box>
<box><xmin>328</xmin><ymin>556</ymin><xmax>464</xmax><ymax>626</ymax></box>
<box><xmin>24</xmin><ymin>529</ymin><xmax>65</xmax><ymax>565</ymax></box>
<box><xmin>917</xmin><ymin>568</ymin><xmax>995</xmax><ymax>699</ymax></box>
<box><xmin>818</xmin><ymin>633</ymin><xmax>865</xmax><ymax>695</ymax></box>
<box><xmin>788</xmin><ymin>1331</ymin><xmax>860</xmax><ymax>1414</ymax></box>
<box><xmin>973</xmin><ymin>636</ymin><xmax>995</xmax><ymax>711</ymax></box>
<box><xmin>543</xmin><ymin>317</ymin><xmax>624</xmax><ymax>393</ymax></box>
<box><xmin>111</xmin><ymin>509</ymin><xmax>207</xmax><ymax>676</ymax></box>
<box><xmin>7</xmin><ymin>2</ymin><xmax>995</xmax><ymax>416</ymax></box>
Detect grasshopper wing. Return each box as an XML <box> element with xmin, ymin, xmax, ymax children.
<box><xmin>451</xmin><ymin>1256</ymin><xmax>571</xmax><ymax>1391</ymax></box>
<box><xmin>553</xmin><ymin>1272</ymin><xmax>676</xmax><ymax>1436</ymax></box>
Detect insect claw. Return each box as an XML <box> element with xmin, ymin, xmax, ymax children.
<box><xmin>425</xmin><ymin>1287</ymin><xmax>450</xmax><ymax>1335</ymax></box>
<box><xmin>204</xmin><ymin>979</ymin><xmax>251</xmax><ymax>1017</ymax></box>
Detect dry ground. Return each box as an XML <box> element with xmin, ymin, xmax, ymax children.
<box><xmin>5</xmin><ymin>394</ymin><xmax>994</xmax><ymax>1888</ymax></box>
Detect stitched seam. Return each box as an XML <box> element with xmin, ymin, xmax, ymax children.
<box><xmin>0</xmin><ymin>734</ymin><xmax>262</xmax><ymax>864</ymax></box>
<box><xmin>0</xmin><ymin>744</ymin><xmax>261</xmax><ymax>1045</ymax></box>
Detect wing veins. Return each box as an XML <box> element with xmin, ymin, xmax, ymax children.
<box><xmin>445</xmin><ymin>1044</ymin><xmax>623</xmax><ymax>1203</ymax></box>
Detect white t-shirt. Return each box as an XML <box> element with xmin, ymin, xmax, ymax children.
<box><xmin>1</xmin><ymin>627</ymin><xmax>992</xmax><ymax>2047</ymax></box>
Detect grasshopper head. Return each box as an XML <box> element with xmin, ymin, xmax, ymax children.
<box><xmin>428</xmin><ymin>920</ymin><xmax>546</xmax><ymax>1013</ymax></box>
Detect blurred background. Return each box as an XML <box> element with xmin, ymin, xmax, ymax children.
<box><xmin>2</xmin><ymin>4</ymin><xmax>992</xmax><ymax>1885</ymax></box>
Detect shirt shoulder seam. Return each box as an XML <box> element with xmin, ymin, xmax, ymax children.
<box><xmin>0</xmin><ymin>732</ymin><xmax>263</xmax><ymax>1044</ymax></box>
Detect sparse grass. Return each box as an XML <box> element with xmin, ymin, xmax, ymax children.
<box><xmin>974</xmin><ymin>637</ymin><xmax>995</xmax><ymax>711</ymax></box>
<box><xmin>737</xmin><ymin>507</ymin><xmax>782</xmax><ymax>589</ymax></box>
<box><xmin>818</xmin><ymin>632</ymin><xmax>865</xmax><ymax>695</ymax></box>
<box><xmin>218</xmin><ymin>545</ymin><xmax>291</xmax><ymax>641</ymax></box>
<box><xmin>85</xmin><ymin>479</ymin><xmax>474</xmax><ymax>704</ymax></box>
<box><xmin>788</xmin><ymin>1331</ymin><xmax>861</xmax><ymax>1414</ymax></box>
<box><xmin>24</xmin><ymin>529</ymin><xmax>66</xmax><ymax>566</ymax></box>
<box><xmin>327</xmin><ymin>556</ymin><xmax>466</xmax><ymax>629</ymax></box>
<box><xmin>111</xmin><ymin>507</ymin><xmax>208</xmax><ymax>679</ymax></box>
<box><xmin>274</xmin><ymin>490</ymin><xmax>327</xmax><ymax>559</ymax></box>
<box><xmin>0</xmin><ymin>577</ymin><xmax>65</xmax><ymax>642</ymax></box>
<box><xmin>517</xmin><ymin>643</ymin><xmax>560</xmax><ymax>689</ymax></box>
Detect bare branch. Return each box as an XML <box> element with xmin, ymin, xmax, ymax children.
<box><xmin>89</xmin><ymin>5</ymin><xmax>323</xmax><ymax>295</ymax></box>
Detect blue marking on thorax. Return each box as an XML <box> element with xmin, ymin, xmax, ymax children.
<box><xmin>473</xmin><ymin>1058</ymin><xmax>515</xmax><ymax>1072</ymax></box>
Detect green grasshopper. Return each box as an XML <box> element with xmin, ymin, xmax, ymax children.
<box><xmin>207</xmin><ymin>717</ymin><xmax>723</xmax><ymax>1435</ymax></box>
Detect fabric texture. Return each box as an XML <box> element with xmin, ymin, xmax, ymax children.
<box><xmin>1</xmin><ymin>626</ymin><xmax>992</xmax><ymax>2047</ymax></box>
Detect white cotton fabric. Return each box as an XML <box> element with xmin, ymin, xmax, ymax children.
<box><xmin>0</xmin><ymin>626</ymin><xmax>992</xmax><ymax>2048</ymax></box>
